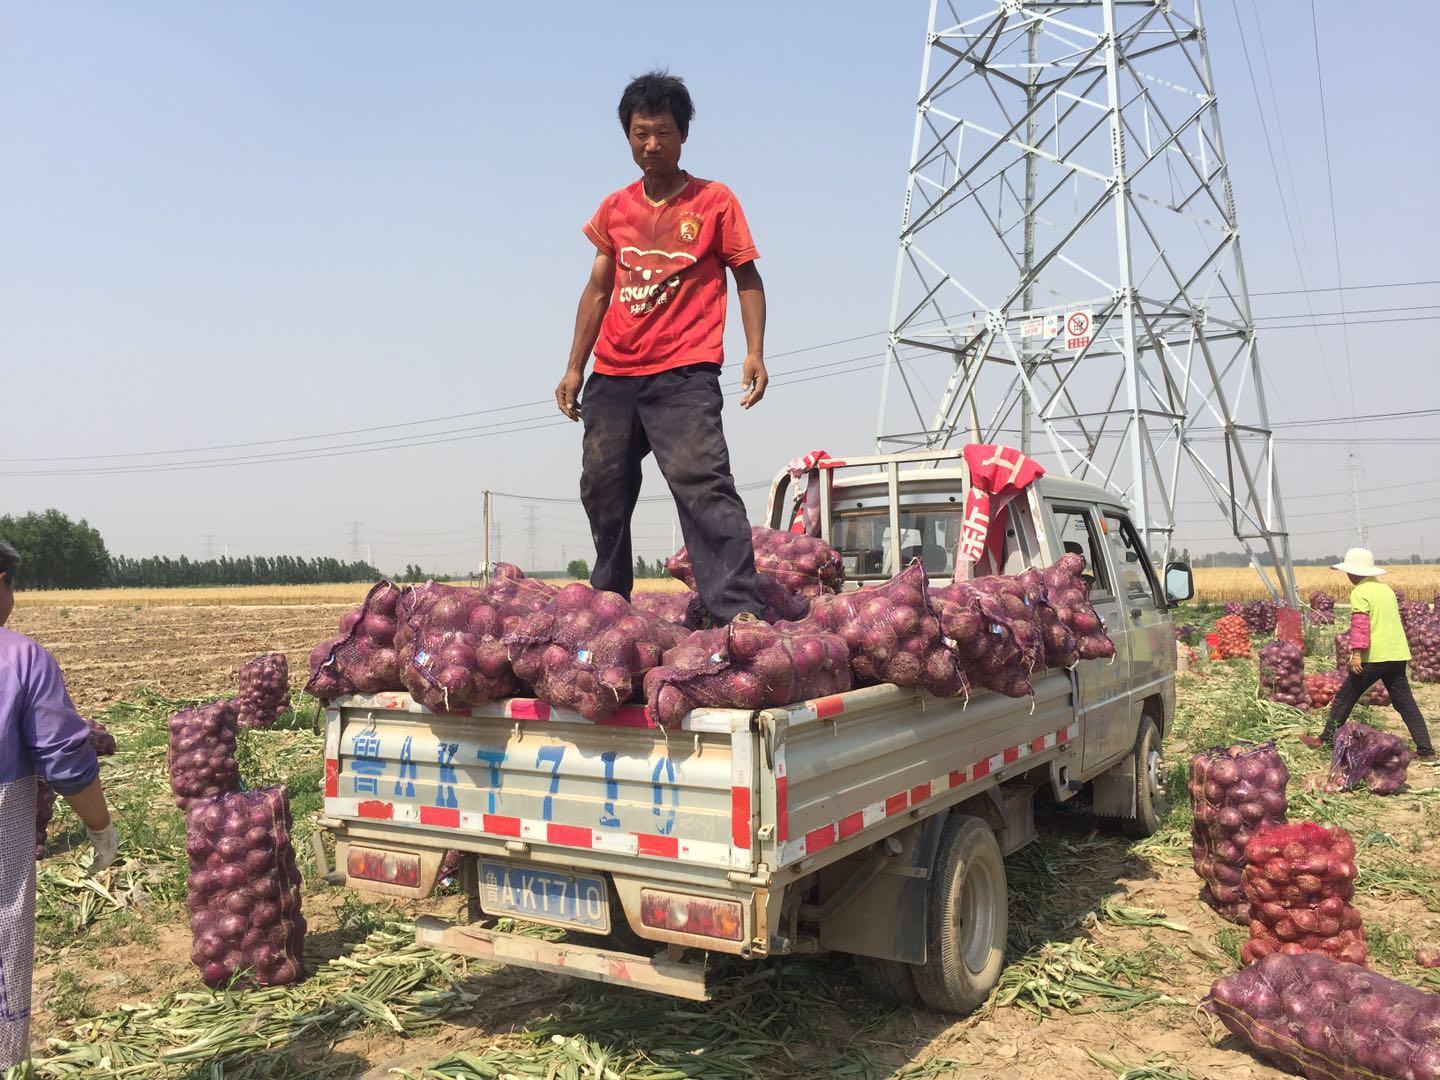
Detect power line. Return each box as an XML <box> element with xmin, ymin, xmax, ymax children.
<box><xmin>1250</xmin><ymin>277</ymin><xmax>1440</xmax><ymax>297</ymax></box>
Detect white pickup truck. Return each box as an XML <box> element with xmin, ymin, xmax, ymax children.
<box><xmin>316</xmin><ymin>449</ymin><xmax>1193</xmax><ymax>1013</ymax></box>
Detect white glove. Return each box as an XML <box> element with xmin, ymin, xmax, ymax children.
<box><xmin>85</xmin><ymin>822</ymin><xmax>119</xmax><ymax>876</ymax></box>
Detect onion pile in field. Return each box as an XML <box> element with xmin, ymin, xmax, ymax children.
<box><xmin>1214</xmin><ymin>615</ymin><xmax>1252</xmax><ymax>659</ymax></box>
<box><xmin>185</xmin><ymin>787</ymin><xmax>305</xmax><ymax>987</ymax></box>
<box><xmin>1410</xmin><ymin>615</ymin><xmax>1440</xmax><ymax>683</ymax></box>
<box><xmin>1206</xmin><ymin>953</ymin><xmax>1440</xmax><ymax>1080</ymax></box>
<box><xmin>1334</xmin><ymin>632</ymin><xmax>1393</xmax><ymax>705</ymax></box>
<box><xmin>235</xmin><ymin>653</ymin><xmax>290</xmax><ymax>731</ymax></box>
<box><xmin>507</xmin><ymin>584</ymin><xmax>687</xmax><ymax>721</ymax></box>
<box><xmin>1328</xmin><ymin>720</ymin><xmax>1412</xmax><ymax>795</ymax></box>
<box><xmin>1307</xmin><ymin>591</ymin><xmax>1335</xmax><ymax>625</ymax></box>
<box><xmin>1224</xmin><ymin>601</ymin><xmax>1244</xmax><ymax>618</ymax></box>
<box><xmin>798</xmin><ymin>562</ymin><xmax>968</xmax><ymax>698</ymax></box>
<box><xmin>1400</xmin><ymin>600</ymin><xmax>1431</xmax><ymax>636</ymax></box>
<box><xmin>168</xmin><ymin>700</ymin><xmax>240</xmax><ymax>811</ymax></box>
<box><xmin>667</xmin><ymin>526</ymin><xmax>844</xmax><ymax>599</ymax></box>
<box><xmin>1189</xmin><ymin>742</ymin><xmax>1289</xmax><ymax>923</ymax></box>
<box><xmin>644</xmin><ymin>621</ymin><xmax>852</xmax><ymax>728</ymax></box>
<box><xmin>305</xmin><ymin>581</ymin><xmax>403</xmax><ymax>697</ymax></box>
<box><xmin>1258</xmin><ymin>640</ymin><xmax>1308</xmax><ymax>710</ymax></box>
<box><xmin>1241</xmin><ymin>821</ymin><xmax>1365</xmax><ymax>965</ymax></box>
<box><xmin>1242</xmin><ymin>599</ymin><xmax>1278</xmax><ymax>637</ymax></box>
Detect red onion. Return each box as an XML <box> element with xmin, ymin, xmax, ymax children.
<box><xmin>1190</xmin><ymin>742</ymin><xmax>1288</xmax><ymax>922</ymax></box>
<box><xmin>305</xmin><ymin>580</ymin><xmax>403</xmax><ymax>698</ymax></box>
<box><xmin>168</xmin><ymin>700</ymin><xmax>241</xmax><ymax>811</ymax></box>
<box><xmin>235</xmin><ymin>653</ymin><xmax>290</xmax><ymax>730</ymax></box>
<box><xmin>1259</xmin><ymin>640</ymin><xmax>1309</xmax><ymax>710</ymax></box>
<box><xmin>668</xmin><ymin>526</ymin><xmax>844</xmax><ymax>599</ymax></box>
<box><xmin>1308</xmin><ymin>591</ymin><xmax>1335</xmax><ymax>625</ymax></box>
<box><xmin>1206</xmin><ymin>954</ymin><xmax>1439</xmax><ymax>1079</ymax></box>
<box><xmin>1410</xmin><ymin>616</ymin><xmax>1440</xmax><ymax>683</ymax></box>
<box><xmin>1243</xmin><ymin>599</ymin><xmax>1278</xmax><ymax>636</ymax></box>
<box><xmin>396</xmin><ymin>583</ymin><xmax>521</xmax><ymax>712</ymax></box>
<box><xmin>1327</xmin><ymin>721</ymin><xmax>1412</xmax><ymax>796</ymax></box>
<box><xmin>184</xmin><ymin>786</ymin><xmax>305</xmax><ymax>987</ymax></box>
<box><xmin>1242</xmin><ymin>821</ymin><xmax>1366</xmax><ymax>966</ymax></box>
<box><xmin>644</xmin><ymin>621</ymin><xmax>852</xmax><ymax>728</ymax></box>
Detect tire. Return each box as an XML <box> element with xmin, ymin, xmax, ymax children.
<box><xmin>911</xmin><ymin>814</ymin><xmax>1007</xmax><ymax>1015</ymax></box>
<box><xmin>854</xmin><ymin>956</ymin><xmax>921</xmax><ymax>1007</ymax></box>
<box><xmin>1122</xmin><ymin>716</ymin><xmax>1168</xmax><ymax>839</ymax></box>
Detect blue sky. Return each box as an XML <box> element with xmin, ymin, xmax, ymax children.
<box><xmin>3</xmin><ymin>1</ymin><xmax>1437</xmax><ymax>573</ymax></box>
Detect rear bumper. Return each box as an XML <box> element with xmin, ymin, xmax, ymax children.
<box><xmin>415</xmin><ymin>915</ymin><xmax>712</xmax><ymax>1001</ymax></box>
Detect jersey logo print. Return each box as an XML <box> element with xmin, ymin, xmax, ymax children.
<box><xmin>617</xmin><ymin>246</ymin><xmax>699</xmax><ymax>317</ymax></box>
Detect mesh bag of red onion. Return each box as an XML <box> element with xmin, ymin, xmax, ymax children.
<box><xmin>185</xmin><ymin>786</ymin><xmax>306</xmax><ymax>987</ymax></box>
<box><xmin>305</xmin><ymin>580</ymin><xmax>403</xmax><ymax>698</ymax></box>
<box><xmin>667</xmin><ymin>525</ymin><xmax>844</xmax><ymax>599</ymax></box>
<box><xmin>235</xmin><ymin>653</ymin><xmax>290</xmax><ymax>730</ymax></box>
<box><xmin>1205</xmin><ymin>953</ymin><xmax>1440</xmax><ymax>1080</ymax></box>
<box><xmin>1327</xmin><ymin>721</ymin><xmax>1411</xmax><ymax>796</ymax></box>
<box><xmin>1189</xmin><ymin>742</ymin><xmax>1289</xmax><ymax>922</ymax></box>
<box><xmin>168</xmin><ymin>700</ymin><xmax>241</xmax><ymax>811</ymax></box>
<box><xmin>1258</xmin><ymin>639</ymin><xmax>1309</xmax><ymax>710</ymax></box>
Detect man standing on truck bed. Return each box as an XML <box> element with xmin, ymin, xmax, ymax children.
<box><xmin>555</xmin><ymin>71</ymin><xmax>766</xmax><ymax>624</ymax></box>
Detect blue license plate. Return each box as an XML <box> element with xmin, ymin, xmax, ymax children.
<box><xmin>478</xmin><ymin>861</ymin><xmax>610</xmax><ymax>932</ymax></box>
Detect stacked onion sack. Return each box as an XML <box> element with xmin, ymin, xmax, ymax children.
<box><xmin>1241</xmin><ymin>822</ymin><xmax>1365</xmax><ymax>965</ymax></box>
<box><xmin>1400</xmin><ymin>599</ymin><xmax>1431</xmax><ymax>637</ymax></box>
<box><xmin>1242</xmin><ymin>599</ymin><xmax>1278</xmax><ymax>637</ymax></box>
<box><xmin>1189</xmin><ymin>743</ymin><xmax>1289</xmax><ymax>922</ymax></box>
<box><xmin>507</xmin><ymin>585</ymin><xmax>686</xmax><ymax>721</ymax></box>
<box><xmin>1409</xmin><ymin>614</ymin><xmax>1440</xmax><ymax>682</ymax></box>
<box><xmin>37</xmin><ymin>718</ymin><xmax>118</xmax><ymax>859</ymax></box>
<box><xmin>793</xmin><ymin>562</ymin><xmax>968</xmax><ymax>698</ymax></box>
<box><xmin>631</xmin><ymin>591</ymin><xmax>701</xmax><ymax>631</ymax></box>
<box><xmin>305</xmin><ymin>581</ymin><xmax>403</xmax><ymax>697</ymax></box>
<box><xmin>644</xmin><ymin>620</ymin><xmax>852</xmax><ymax>729</ymax></box>
<box><xmin>1224</xmin><ymin>601</ymin><xmax>1244</xmax><ymax>618</ymax></box>
<box><xmin>1257</xmin><ymin>639</ymin><xmax>1309</xmax><ymax>710</ymax></box>
<box><xmin>185</xmin><ymin>787</ymin><xmax>305</xmax><ymax>987</ymax></box>
<box><xmin>394</xmin><ymin>583</ymin><xmax>521</xmax><ymax>712</ymax></box>
<box><xmin>235</xmin><ymin>653</ymin><xmax>290</xmax><ymax>730</ymax></box>
<box><xmin>168</xmin><ymin>700</ymin><xmax>241</xmax><ymax>811</ymax></box>
<box><xmin>483</xmin><ymin>562</ymin><xmax>559</xmax><ymax>614</ymax></box>
<box><xmin>1335</xmin><ymin>632</ymin><xmax>1392</xmax><ymax>705</ymax></box>
<box><xmin>1304</xmin><ymin>672</ymin><xmax>1342</xmax><ymax>710</ymax></box>
<box><xmin>1307</xmin><ymin>590</ymin><xmax>1335</xmax><ymax>625</ymax></box>
<box><xmin>1213</xmin><ymin>614</ymin><xmax>1252</xmax><ymax>659</ymax></box>
<box><xmin>1328</xmin><ymin>721</ymin><xmax>1412</xmax><ymax>795</ymax></box>
<box><xmin>634</xmin><ymin>571</ymin><xmax>812</xmax><ymax>630</ymax></box>
<box><xmin>1206</xmin><ymin>954</ymin><xmax>1440</xmax><ymax>1080</ymax></box>
<box><xmin>668</xmin><ymin>526</ymin><xmax>844</xmax><ymax>600</ymax></box>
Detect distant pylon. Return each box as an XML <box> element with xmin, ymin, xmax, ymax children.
<box><xmin>524</xmin><ymin>506</ymin><xmax>539</xmax><ymax>572</ymax></box>
<box><xmin>876</xmin><ymin>0</ymin><xmax>1297</xmax><ymax>604</ymax></box>
<box><xmin>345</xmin><ymin>521</ymin><xmax>364</xmax><ymax>561</ymax></box>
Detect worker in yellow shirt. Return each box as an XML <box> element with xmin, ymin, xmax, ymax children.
<box><xmin>1301</xmin><ymin>548</ymin><xmax>1434</xmax><ymax>759</ymax></box>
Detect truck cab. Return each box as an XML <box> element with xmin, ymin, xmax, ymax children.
<box><xmin>316</xmin><ymin>448</ymin><xmax>1192</xmax><ymax>1013</ymax></box>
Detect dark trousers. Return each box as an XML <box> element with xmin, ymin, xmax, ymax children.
<box><xmin>1323</xmin><ymin>660</ymin><xmax>1434</xmax><ymax>754</ymax></box>
<box><xmin>579</xmin><ymin>363</ymin><xmax>761</xmax><ymax>623</ymax></box>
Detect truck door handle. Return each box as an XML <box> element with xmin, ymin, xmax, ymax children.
<box><xmin>1129</xmin><ymin>607</ymin><xmax>1143</xmax><ymax>620</ymax></box>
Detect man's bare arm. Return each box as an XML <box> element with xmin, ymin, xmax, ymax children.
<box><xmin>733</xmin><ymin>261</ymin><xmax>767</xmax><ymax>408</ymax></box>
<box><xmin>556</xmin><ymin>251</ymin><xmax>616</xmax><ymax>420</ymax></box>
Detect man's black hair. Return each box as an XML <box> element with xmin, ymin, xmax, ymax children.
<box><xmin>0</xmin><ymin>540</ymin><xmax>19</xmax><ymax>585</ymax></box>
<box><xmin>618</xmin><ymin>71</ymin><xmax>694</xmax><ymax>138</ymax></box>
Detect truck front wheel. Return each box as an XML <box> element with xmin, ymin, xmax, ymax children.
<box><xmin>1121</xmin><ymin>716</ymin><xmax>1168</xmax><ymax>839</ymax></box>
<box><xmin>912</xmin><ymin>814</ymin><xmax>1007</xmax><ymax>1014</ymax></box>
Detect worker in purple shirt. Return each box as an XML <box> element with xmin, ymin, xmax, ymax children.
<box><xmin>0</xmin><ymin>541</ymin><xmax>118</xmax><ymax>1070</ymax></box>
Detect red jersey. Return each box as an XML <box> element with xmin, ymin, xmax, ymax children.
<box><xmin>583</xmin><ymin>175</ymin><xmax>758</xmax><ymax>376</ymax></box>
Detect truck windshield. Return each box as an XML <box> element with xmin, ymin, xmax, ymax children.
<box><xmin>830</xmin><ymin>507</ymin><xmax>963</xmax><ymax>579</ymax></box>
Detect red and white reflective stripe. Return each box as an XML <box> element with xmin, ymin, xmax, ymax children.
<box><xmin>774</xmin><ymin>743</ymin><xmax>790</xmax><ymax>843</ymax></box>
<box><xmin>785</xmin><ymin>694</ymin><xmax>847</xmax><ymax>723</ymax></box>
<box><xmin>322</xmin><ymin>797</ymin><xmax>731</xmax><ymax>868</ymax></box>
<box><xmin>730</xmin><ymin>726</ymin><xmax>756</xmax><ymax>866</ymax></box>
<box><xmin>777</xmin><ymin>722</ymin><xmax>1078</xmax><ymax>867</ymax></box>
<box><xmin>329</xmin><ymin>692</ymin><xmax>736</xmax><ymax>734</ymax></box>
<box><xmin>323</xmin><ymin>708</ymin><xmax>342</xmax><ymax>799</ymax></box>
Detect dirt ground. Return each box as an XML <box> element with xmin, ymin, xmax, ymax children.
<box><xmin>15</xmin><ymin>599</ymin><xmax>1440</xmax><ymax>1079</ymax></box>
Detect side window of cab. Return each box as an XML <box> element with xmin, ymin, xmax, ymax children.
<box><xmin>1101</xmin><ymin>511</ymin><xmax>1160</xmax><ymax>605</ymax></box>
<box><xmin>1047</xmin><ymin>505</ymin><xmax>1111</xmax><ymax>598</ymax></box>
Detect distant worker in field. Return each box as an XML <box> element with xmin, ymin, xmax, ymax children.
<box><xmin>0</xmin><ymin>541</ymin><xmax>119</xmax><ymax>1069</ymax></box>
<box><xmin>555</xmin><ymin>70</ymin><xmax>766</xmax><ymax>624</ymax></box>
<box><xmin>1300</xmin><ymin>547</ymin><xmax>1436</xmax><ymax>760</ymax></box>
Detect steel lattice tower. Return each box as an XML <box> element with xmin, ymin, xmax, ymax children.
<box><xmin>876</xmin><ymin>0</ymin><xmax>1297</xmax><ymax>603</ymax></box>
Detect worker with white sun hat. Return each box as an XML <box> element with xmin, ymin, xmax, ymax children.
<box><xmin>1300</xmin><ymin>547</ymin><xmax>1435</xmax><ymax>760</ymax></box>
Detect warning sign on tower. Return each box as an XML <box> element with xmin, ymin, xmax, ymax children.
<box><xmin>1065</xmin><ymin>310</ymin><xmax>1093</xmax><ymax>352</ymax></box>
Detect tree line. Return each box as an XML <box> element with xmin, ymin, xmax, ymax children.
<box><xmin>1</xmin><ymin>510</ymin><xmax>379</xmax><ymax>590</ymax></box>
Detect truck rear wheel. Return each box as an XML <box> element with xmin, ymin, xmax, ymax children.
<box><xmin>912</xmin><ymin>814</ymin><xmax>1007</xmax><ymax>1015</ymax></box>
<box><xmin>1121</xmin><ymin>716</ymin><xmax>1168</xmax><ymax>839</ymax></box>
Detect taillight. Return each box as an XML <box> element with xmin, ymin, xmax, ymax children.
<box><xmin>347</xmin><ymin>846</ymin><xmax>421</xmax><ymax>887</ymax></box>
<box><xmin>640</xmin><ymin>889</ymin><xmax>743</xmax><ymax>942</ymax></box>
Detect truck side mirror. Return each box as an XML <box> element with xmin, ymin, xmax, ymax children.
<box><xmin>1164</xmin><ymin>562</ymin><xmax>1194</xmax><ymax>605</ymax></box>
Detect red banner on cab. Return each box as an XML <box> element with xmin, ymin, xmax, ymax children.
<box><xmin>959</xmin><ymin>444</ymin><xmax>1045</xmax><ymax>571</ymax></box>
<box><xmin>788</xmin><ymin>449</ymin><xmax>834</xmax><ymax>535</ymax></box>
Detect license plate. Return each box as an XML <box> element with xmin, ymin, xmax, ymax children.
<box><xmin>478</xmin><ymin>861</ymin><xmax>610</xmax><ymax>933</ymax></box>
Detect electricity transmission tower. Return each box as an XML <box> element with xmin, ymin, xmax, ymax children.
<box><xmin>876</xmin><ymin>0</ymin><xmax>1297</xmax><ymax>604</ymax></box>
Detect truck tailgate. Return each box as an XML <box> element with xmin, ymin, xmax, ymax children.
<box><xmin>323</xmin><ymin>693</ymin><xmax>758</xmax><ymax>874</ymax></box>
